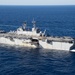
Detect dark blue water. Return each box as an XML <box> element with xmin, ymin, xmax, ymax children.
<box><xmin>0</xmin><ymin>6</ymin><xmax>75</xmax><ymax>75</ymax></box>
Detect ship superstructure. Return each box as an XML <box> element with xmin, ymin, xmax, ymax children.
<box><xmin>15</xmin><ymin>19</ymin><xmax>45</xmax><ymax>37</ymax></box>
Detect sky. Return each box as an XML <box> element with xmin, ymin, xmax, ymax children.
<box><xmin>0</xmin><ymin>0</ymin><xmax>75</xmax><ymax>5</ymax></box>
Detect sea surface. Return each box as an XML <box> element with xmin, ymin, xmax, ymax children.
<box><xmin>0</xmin><ymin>5</ymin><xmax>75</xmax><ymax>75</ymax></box>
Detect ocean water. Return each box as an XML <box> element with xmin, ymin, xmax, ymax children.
<box><xmin>0</xmin><ymin>6</ymin><xmax>75</xmax><ymax>75</ymax></box>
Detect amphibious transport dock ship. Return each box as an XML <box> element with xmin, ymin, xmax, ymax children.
<box><xmin>0</xmin><ymin>20</ymin><xmax>75</xmax><ymax>51</ymax></box>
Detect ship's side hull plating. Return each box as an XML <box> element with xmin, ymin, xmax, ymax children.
<box><xmin>39</xmin><ymin>40</ymin><xmax>73</xmax><ymax>51</ymax></box>
<box><xmin>0</xmin><ymin>37</ymin><xmax>37</xmax><ymax>48</ymax></box>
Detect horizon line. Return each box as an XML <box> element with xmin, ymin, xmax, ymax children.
<box><xmin>0</xmin><ymin>4</ymin><xmax>75</xmax><ymax>6</ymax></box>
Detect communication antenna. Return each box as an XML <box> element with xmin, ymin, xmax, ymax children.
<box><xmin>43</xmin><ymin>29</ymin><xmax>46</xmax><ymax>36</ymax></box>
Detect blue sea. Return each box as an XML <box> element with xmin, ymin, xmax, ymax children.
<box><xmin>0</xmin><ymin>5</ymin><xmax>75</xmax><ymax>75</ymax></box>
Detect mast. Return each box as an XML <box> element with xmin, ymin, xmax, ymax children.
<box><xmin>32</xmin><ymin>18</ymin><xmax>36</xmax><ymax>28</ymax></box>
<box><xmin>22</xmin><ymin>21</ymin><xmax>27</xmax><ymax>30</ymax></box>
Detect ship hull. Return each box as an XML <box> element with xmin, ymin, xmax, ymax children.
<box><xmin>0</xmin><ymin>37</ymin><xmax>74</xmax><ymax>51</ymax></box>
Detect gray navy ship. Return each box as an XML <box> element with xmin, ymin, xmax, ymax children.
<box><xmin>0</xmin><ymin>19</ymin><xmax>75</xmax><ymax>51</ymax></box>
